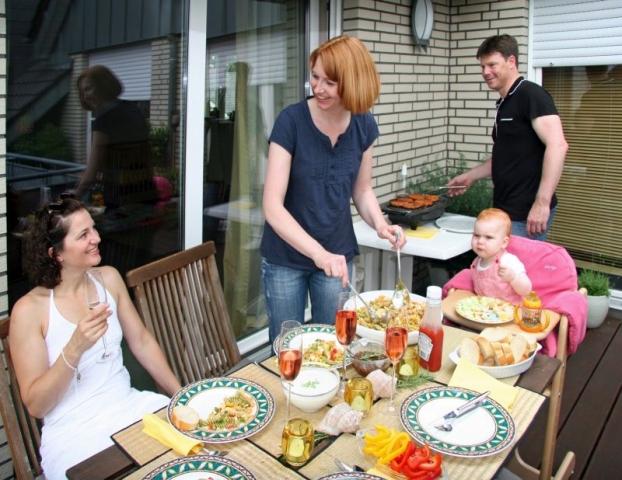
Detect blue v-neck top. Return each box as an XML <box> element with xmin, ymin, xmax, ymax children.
<box><xmin>260</xmin><ymin>99</ymin><xmax>379</xmax><ymax>270</ymax></box>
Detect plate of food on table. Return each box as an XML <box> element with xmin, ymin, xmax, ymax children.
<box><xmin>346</xmin><ymin>290</ymin><xmax>425</xmax><ymax>345</ymax></box>
<box><xmin>455</xmin><ymin>295</ymin><xmax>515</xmax><ymax>324</ymax></box>
<box><xmin>273</xmin><ymin>323</ymin><xmax>351</xmax><ymax>368</ymax></box>
<box><xmin>167</xmin><ymin>377</ymin><xmax>275</xmax><ymax>443</ymax></box>
<box><xmin>142</xmin><ymin>455</ymin><xmax>255</xmax><ymax>480</ymax></box>
<box><xmin>400</xmin><ymin>386</ymin><xmax>516</xmax><ymax>458</ymax></box>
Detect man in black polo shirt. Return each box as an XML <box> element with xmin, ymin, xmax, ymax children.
<box><xmin>447</xmin><ymin>34</ymin><xmax>568</xmax><ymax>240</ymax></box>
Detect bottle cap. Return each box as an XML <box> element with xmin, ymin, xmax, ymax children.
<box><xmin>426</xmin><ymin>286</ymin><xmax>442</xmax><ymax>300</ymax></box>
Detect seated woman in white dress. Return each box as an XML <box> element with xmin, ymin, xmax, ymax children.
<box><xmin>9</xmin><ymin>195</ymin><xmax>182</xmax><ymax>479</ymax></box>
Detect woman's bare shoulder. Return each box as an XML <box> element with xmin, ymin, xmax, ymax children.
<box><xmin>11</xmin><ymin>287</ymin><xmax>49</xmax><ymax>328</ymax></box>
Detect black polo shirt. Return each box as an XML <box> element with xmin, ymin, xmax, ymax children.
<box><xmin>491</xmin><ymin>77</ymin><xmax>560</xmax><ymax>221</ymax></box>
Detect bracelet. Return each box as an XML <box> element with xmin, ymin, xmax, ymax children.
<box><xmin>61</xmin><ymin>348</ymin><xmax>81</xmax><ymax>382</ymax></box>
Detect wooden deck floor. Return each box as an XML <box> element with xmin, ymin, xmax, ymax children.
<box><xmin>518</xmin><ymin>312</ymin><xmax>622</xmax><ymax>479</ymax></box>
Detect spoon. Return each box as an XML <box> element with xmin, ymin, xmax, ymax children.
<box><xmin>200</xmin><ymin>447</ymin><xmax>229</xmax><ymax>456</ymax></box>
<box><xmin>346</xmin><ymin>280</ymin><xmax>386</xmax><ymax>324</ymax></box>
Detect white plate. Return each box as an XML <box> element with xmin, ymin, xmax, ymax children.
<box><xmin>346</xmin><ymin>290</ymin><xmax>425</xmax><ymax>345</ymax></box>
<box><xmin>449</xmin><ymin>342</ymin><xmax>542</xmax><ymax>378</ymax></box>
<box><xmin>143</xmin><ymin>455</ymin><xmax>255</xmax><ymax>480</ymax></box>
<box><xmin>435</xmin><ymin>216</ymin><xmax>476</xmax><ymax>234</ymax></box>
<box><xmin>168</xmin><ymin>377</ymin><xmax>275</xmax><ymax>443</ymax></box>
<box><xmin>273</xmin><ymin>324</ymin><xmax>351</xmax><ymax>368</ymax></box>
<box><xmin>455</xmin><ymin>295</ymin><xmax>516</xmax><ymax>324</ymax></box>
<box><xmin>400</xmin><ymin>386</ymin><xmax>516</xmax><ymax>458</ymax></box>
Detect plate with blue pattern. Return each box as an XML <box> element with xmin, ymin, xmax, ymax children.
<box><xmin>400</xmin><ymin>386</ymin><xmax>516</xmax><ymax>458</ymax></box>
<box><xmin>143</xmin><ymin>454</ymin><xmax>255</xmax><ymax>479</ymax></box>
<box><xmin>273</xmin><ymin>323</ymin><xmax>352</xmax><ymax>368</ymax></box>
<box><xmin>168</xmin><ymin>377</ymin><xmax>275</xmax><ymax>443</ymax></box>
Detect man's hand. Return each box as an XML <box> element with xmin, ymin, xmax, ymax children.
<box><xmin>527</xmin><ymin>203</ymin><xmax>551</xmax><ymax>237</ymax></box>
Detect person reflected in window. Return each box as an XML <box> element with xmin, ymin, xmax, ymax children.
<box><xmin>74</xmin><ymin>65</ymin><xmax>154</xmax><ymax>206</ymax></box>
<box><xmin>447</xmin><ymin>34</ymin><xmax>568</xmax><ymax>241</ymax></box>
<box><xmin>10</xmin><ymin>196</ymin><xmax>181</xmax><ymax>479</ymax></box>
<box><xmin>260</xmin><ymin>35</ymin><xmax>406</xmax><ymax>344</ymax></box>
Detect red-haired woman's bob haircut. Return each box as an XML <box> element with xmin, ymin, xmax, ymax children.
<box><xmin>309</xmin><ymin>35</ymin><xmax>380</xmax><ymax>114</ymax></box>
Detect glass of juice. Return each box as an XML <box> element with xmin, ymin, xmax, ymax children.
<box><xmin>282</xmin><ymin>418</ymin><xmax>314</xmax><ymax>466</ymax></box>
<box><xmin>335</xmin><ymin>291</ymin><xmax>358</xmax><ymax>395</ymax></box>
<box><xmin>385</xmin><ymin>310</ymin><xmax>407</xmax><ymax>415</ymax></box>
<box><xmin>345</xmin><ymin>377</ymin><xmax>373</xmax><ymax>415</ymax></box>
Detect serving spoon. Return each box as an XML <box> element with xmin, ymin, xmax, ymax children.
<box><xmin>392</xmin><ymin>231</ymin><xmax>411</xmax><ymax>308</ymax></box>
<box><xmin>346</xmin><ymin>280</ymin><xmax>386</xmax><ymax>324</ymax></box>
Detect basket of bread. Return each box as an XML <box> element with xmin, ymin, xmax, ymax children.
<box><xmin>449</xmin><ymin>326</ymin><xmax>541</xmax><ymax>378</ymax></box>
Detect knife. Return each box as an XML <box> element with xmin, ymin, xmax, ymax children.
<box><xmin>425</xmin><ymin>390</ymin><xmax>490</xmax><ymax>428</ymax></box>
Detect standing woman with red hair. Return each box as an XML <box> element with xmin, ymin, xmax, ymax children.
<box><xmin>261</xmin><ymin>35</ymin><xmax>405</xmax><ymax>344</ymax></box>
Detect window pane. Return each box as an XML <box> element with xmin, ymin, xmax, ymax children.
<box><xmin>543</xmin><ymin>66</ymin><xmax>622</xmax><ymax>269</ymax></box>
<box><xmin>7</xmin><ymin>1</ymin><xmax>186</xmax><ymax>308</ymax></box>
<box><xmin>202</xmin><ymin>0</ymin><xmax>306</xmax><ymax>339</ymax></box>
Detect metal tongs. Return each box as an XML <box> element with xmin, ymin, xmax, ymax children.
<box><xmin>428</xmin><ymin>391</ymin><xmax>490</xmax><ymax>432</ymax></box>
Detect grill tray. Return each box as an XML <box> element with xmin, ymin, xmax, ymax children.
<box><xmin>381</xmin><ymin>195</ymin><xmax>452</xmax><ymax>229</ymax></box>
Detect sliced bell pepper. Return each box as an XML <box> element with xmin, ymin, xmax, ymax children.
<box><xmin>391</xmin><ymin>440</ymin><xmax>415</xmax><ymax>472</ymax></box>
<box><xmin>419</xmin><ymin>453</ymin><xmax>441</xmax><ymax>471</ymax></box>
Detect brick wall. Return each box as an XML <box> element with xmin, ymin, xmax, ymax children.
<box><xmin>344</xmin><ymin>0</ymin><xmax>529</xmax><ymax>204</ymax></box>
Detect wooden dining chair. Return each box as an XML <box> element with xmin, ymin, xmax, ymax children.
<box><xmin>0</xmin><ymin>317</ymin><xmax>44</xmax><ymax>480</ymax></box>
<box><xmin>125</xmin><ymin>241</ymin><xmax>243</xmax><ymax>386</ymax></box>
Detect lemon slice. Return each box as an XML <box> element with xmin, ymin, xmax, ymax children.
<box><xmin>399</xmin><ymin>364</ymin><xmax>414</xmax><ymax>376</ymax></box>
<box><xmin>288</xmin><ymin>438</ymin><xmax>305</xmax><ymax>458</ymax></box>
<box><xmin>350</xmin><ymin>396</ymin><xmax>368</xmax><ymax>412</ymax></box>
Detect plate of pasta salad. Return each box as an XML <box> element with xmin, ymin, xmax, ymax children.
<box><xmin>168</xmin><ymin>377</ymin><xmax>275</xmax><ymax>443</ymax></box>
<box><xmin>273</xmin><ymin>323</ymin><xmax>351</xmax><ymax>368</ymax></box>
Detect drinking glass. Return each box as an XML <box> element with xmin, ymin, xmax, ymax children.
<box><xmin>281</xmin><ymin>418</ymin><xmax>314</xmax><ymax>466</ymax></box>
<box><xmin>384</xmin><ymin>311</ymin><xmax>407</xmax><ymax>415</ymax></box>
<box><xmin>84</xmin><ymin>270</ymin><xmax>111</xmax><ymax>361</ymax></box>
<box><xmin>278</xmin><ymin>320</ymin><xmax>303</xmax><ymax>422</ymax></box>
<box><xmin>335</xmin><ymin>291</ymin><xmax>357</xmax><ymax>395</ymax></box>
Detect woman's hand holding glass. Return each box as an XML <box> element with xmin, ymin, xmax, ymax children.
<box><xmin>84</xmin><ymin>270</ymin><xmax>111</xmax><ymax>361</ymax></box>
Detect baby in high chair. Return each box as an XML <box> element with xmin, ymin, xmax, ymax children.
<box><xmin>471</xmin><ymin>208</ymin><xmax>532</xmax><ymax>305</ymax></box>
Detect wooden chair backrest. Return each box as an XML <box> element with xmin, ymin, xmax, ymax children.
<box><xmin>0</xmin><ymin>317</ymin><xmax>43</xmax><ymax>479</ymax></box>
<box><xmin>125</xmin><ymin>241</ymin><xmax>241</xmax><ymax>385</ymax></box>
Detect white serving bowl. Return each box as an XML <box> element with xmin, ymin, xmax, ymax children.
<box><xmin>283</xmin><ymin>366</ymin><xmax>340</xmax><ymax>413</ymax></box>
<box><xmin>346</xmin><ymin>290</ymin><xmax>425</xmax><ymax>345</ymax></box>
<box><xmin>449</xmin><ymin>342</ymin><xmax>543</xmax><ymax>378</ymax></box>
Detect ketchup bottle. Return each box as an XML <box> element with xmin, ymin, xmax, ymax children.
<box><xmin>418</xmin><ymin>286</ymin><xmax>444</xmax><ymax>372</ymax></box>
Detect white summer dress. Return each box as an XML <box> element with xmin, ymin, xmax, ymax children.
<box><xmin>39</xmin><ymin>281</ymin><xmax>169</xmax><ymax>479</ymax></box>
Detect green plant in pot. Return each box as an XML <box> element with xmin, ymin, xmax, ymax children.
<box><xmin>578</xmin><ymin>269</ymin><xmax>610</xmax><ymax>329</ymax></box>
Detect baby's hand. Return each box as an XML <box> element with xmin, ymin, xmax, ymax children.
<box><xmin>497</xmin><ymin>264</ymin><xmax>516</xmax><ymax>283</ymax></box>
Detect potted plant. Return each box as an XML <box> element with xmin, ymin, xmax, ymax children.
<box><xmin>578</xmin><ymin>269</ymin><xmax>611</xmax><ymax>328</ymax></box>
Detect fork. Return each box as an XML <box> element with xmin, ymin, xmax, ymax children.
<box><xmin>200</xmin><ymin>447</ymin><xmax>229</xmax><ymax>456</ymax></box>
<box><xmin>392</xmin><ymin>231</ymin><xmax>411</xmax><ymax>309</ymax></box>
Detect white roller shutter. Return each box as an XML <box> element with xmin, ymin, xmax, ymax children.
<box><xmin>89</xmin><ymin>43</ymin><xmax>152</xmax><ymax>100</ymax></box>
<box><xmin>532</xmin><ymin>0</ymin><xmax>622</xmax><ymax>67</ymax></box>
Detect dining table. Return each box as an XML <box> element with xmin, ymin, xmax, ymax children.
<box><xmin>66</xmin><ymin>325</ymin><xmax>560</xmax><ymax>480</ymax></box>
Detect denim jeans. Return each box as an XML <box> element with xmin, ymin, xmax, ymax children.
<box><xmin>511</xmin><ymin>206</ymin><xmax>557</xmax><ymax>241</ymax></box>
<box><xmin>261</xmin><ymin>257</ymin><xmax>352</xmax><ymax>346</ymax></box>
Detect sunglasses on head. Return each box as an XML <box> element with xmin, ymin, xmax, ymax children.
<box><xmin>48</xmin><ymin>192</ymin><xmax>77</xmax><ymax>214</ymax></box>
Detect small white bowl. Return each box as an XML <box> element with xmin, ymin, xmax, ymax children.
<box><xmin>283</xmin><ymin>367</ymin><xmax>340</xmax><ymax>413</ymax></box>
<box><xmin>449</xmin><ymin>342</ymin><xmax>543</xmax><ymax>378</ymax></box>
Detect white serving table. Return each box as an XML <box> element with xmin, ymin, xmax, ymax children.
<box><xmin>354</xmin><ymin>213</ymin><xmax>474</xmax><ymax>291</ymax></box>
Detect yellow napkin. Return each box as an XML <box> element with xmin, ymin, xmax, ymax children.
<box><xmin>449</xmin><ymin>358</ymin><xmax>519</xmax><ymax>411</ymax></box>
<box><xmin>142</xmin><ymin>413</ymin><xmax>202</xmax><ymax>456</ymax></box>
<box><xmin>405</xmin><ymin>227</ymin><xmax>439</xmax><ymax>240</ymax></box>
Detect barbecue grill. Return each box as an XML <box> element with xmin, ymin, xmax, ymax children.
<box><xmin>381</xmin><ymin>194</ymin><xmax>452</xmax><ymax>229</ymax></box>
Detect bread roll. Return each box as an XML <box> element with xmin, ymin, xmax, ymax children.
<box><xmin>501</xmin><ymin>343</ymin><xmax>516</xmax><ymax>365</ymax></box>
<box><xmin>172</xmin><ymin>405</ymin><xmax>200</xmax><ymax>430</ymax></box>
<box><xmin>480</xmin><ymin>327</ymin><xmax>512</xmax><ymax>344</ymax></box>
<box><xmin>474</xmin><ymin>337</ymin><xmax>495</xmax><ymax>365</ymax></box>
<box><xmin>510</xmin><ymin>334</ymin><xmax>529</xmax><ymax>362</ymax></box>
<box><xmin>460</xmin><ymin>337</ymin><xmax>483</xmax><ymax>365</ymax></box>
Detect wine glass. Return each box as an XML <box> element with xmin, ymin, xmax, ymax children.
<box><xmin>335</xmin><ymin>291</ymin><xmax>358</xmax><ymax>395</ymax></box>
<box><xmin>384</xmin><ymin>311</ymin><xmax>407</xmax><ymax>415</ymax></box>
<box><xmin>278</xmin><ymin>320</ymin><xmax>303</xmax><ymax>422</ymax></box>
<box><xmin>84</xmin><ymin>270</ymin><xmax>111</xmax><ymax>361</ymax></box>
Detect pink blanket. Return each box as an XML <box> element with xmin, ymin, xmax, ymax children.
<box><xmin>442</xmin><ymin>236</ymin><xmax>588</xmax><ymax>357</ymax></box>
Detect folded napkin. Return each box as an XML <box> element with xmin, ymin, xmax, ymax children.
<box><xmin>405</xmin><ymin>227</ymin><xmax>439</xmax><ymax>240</ymax></box>
<box><xmin>448</xmin><ymin>358</ymin><xmax>519</xmax><ymax>411</ymax></box>
<box><xmin>142</xmin><ymin>413</ymin><xmax>202</xmax><ymax>456</ymax></box>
